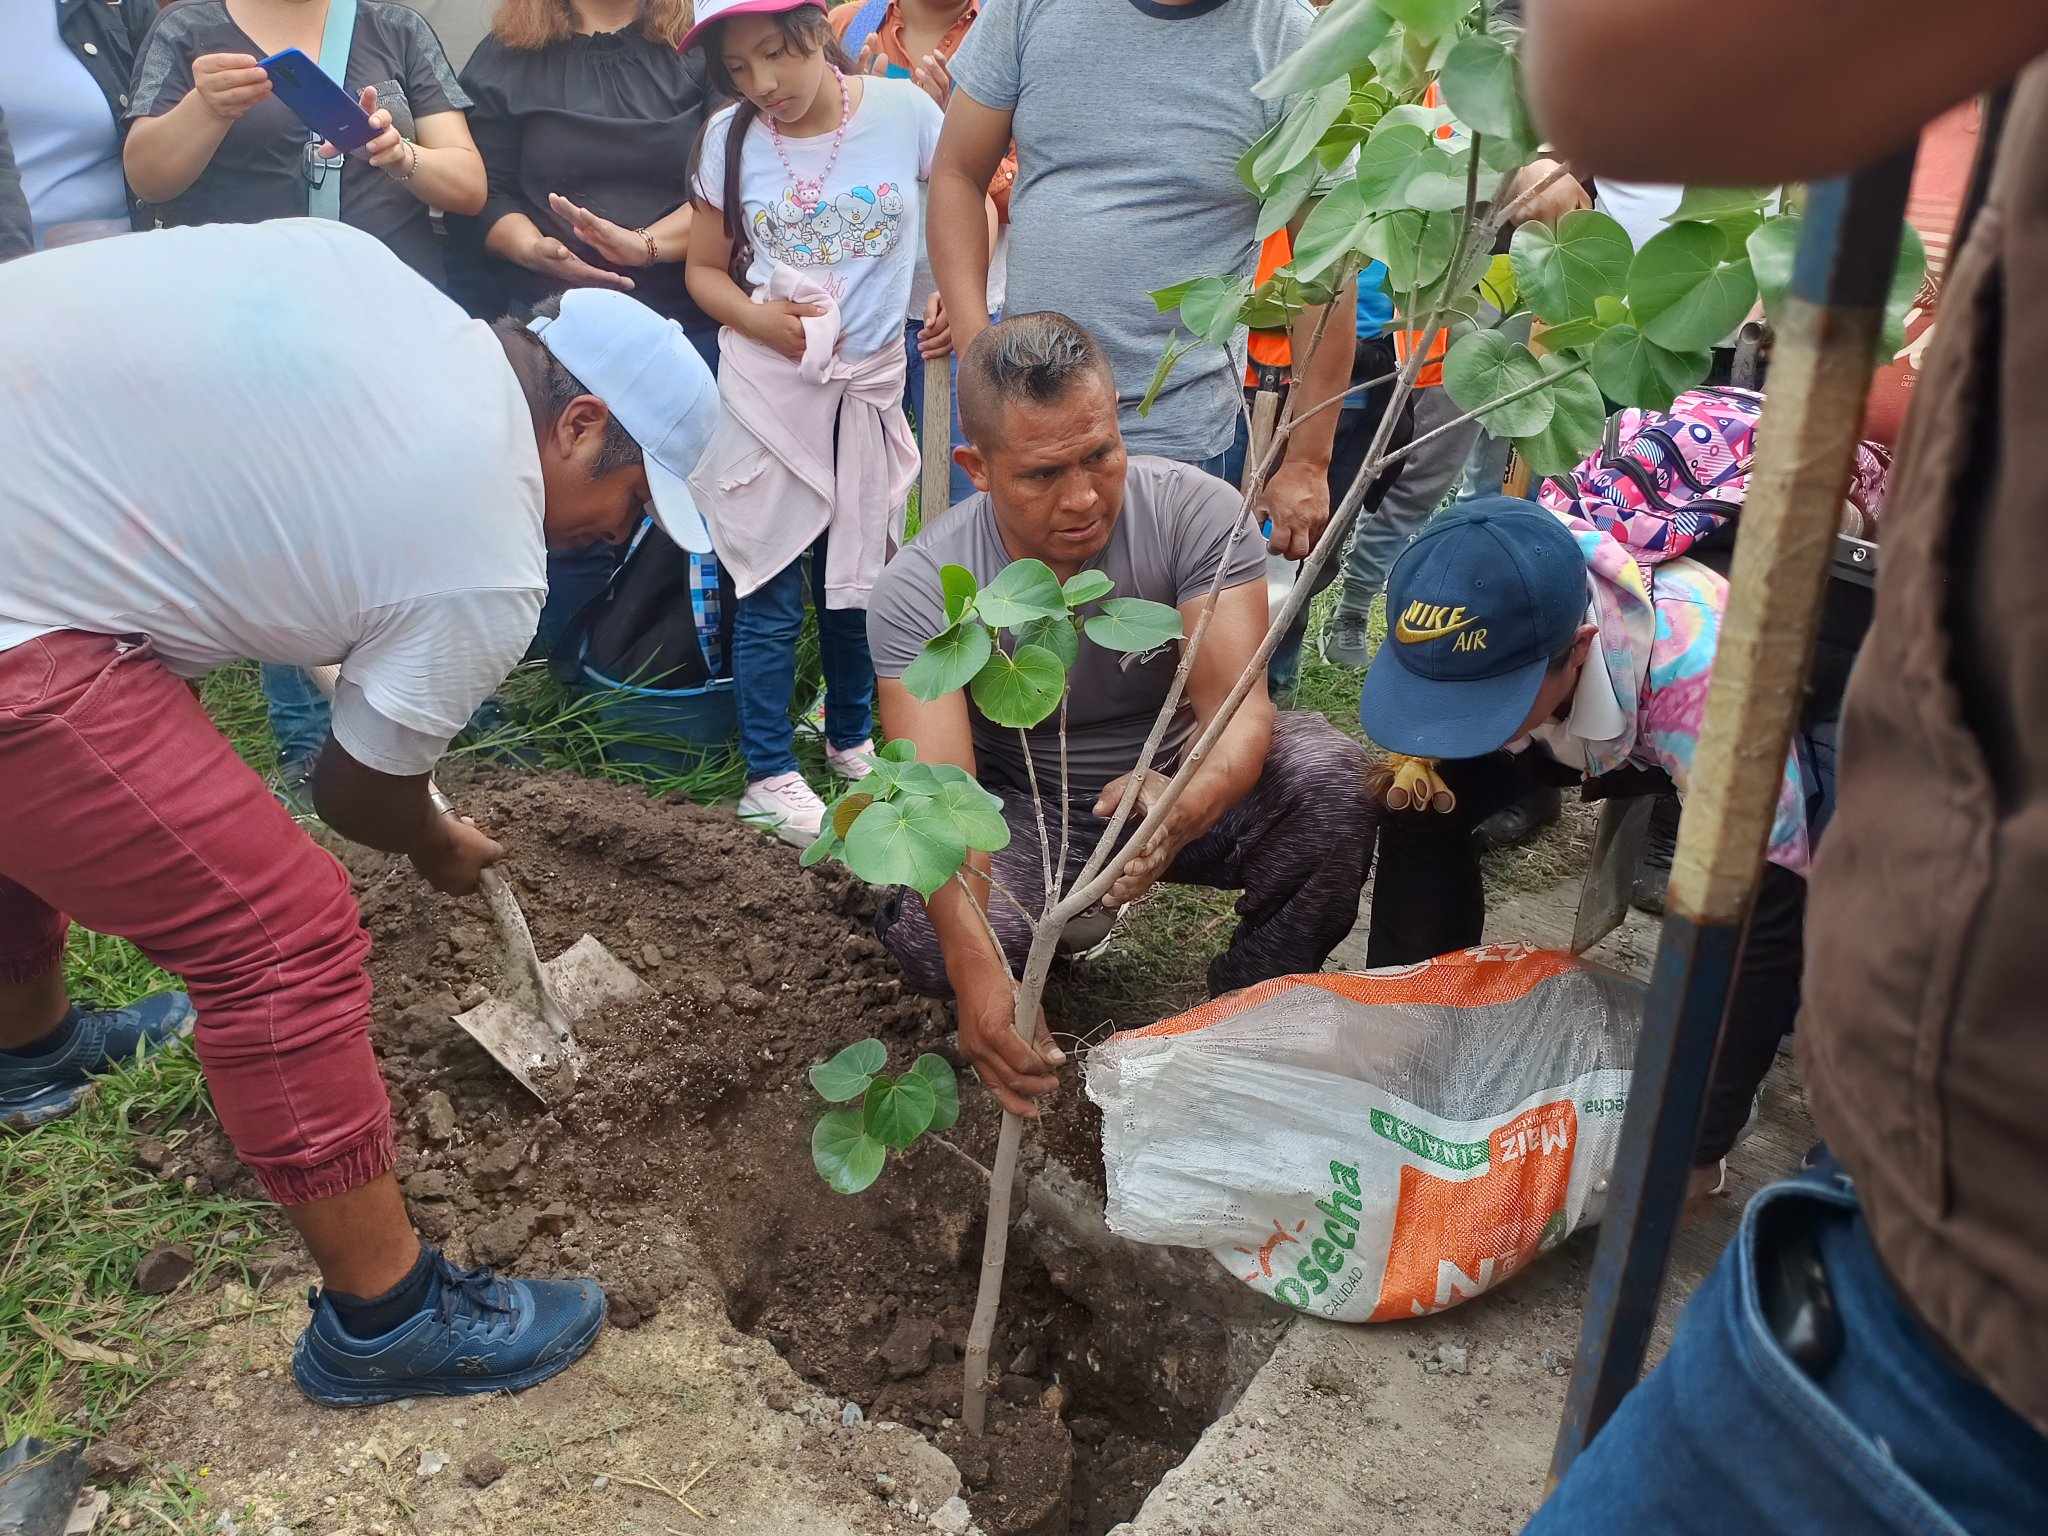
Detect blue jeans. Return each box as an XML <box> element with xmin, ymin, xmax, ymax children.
<box><xmin>732</xmin><ymin>536</ymin><xmax>873</xmax><ymax>781</ymax></box>
<box><xmin>1529</xmin><ymin>1163</ymin><xmax>2048</xmax><ymax>1535</ymax></box>
<box><xmin>260</xmin><ymin>664</ymin><xmax>331</xmax><ymax>771</ymax></box>
<box><xmin>903</xmin><ymin>316</ymin><xmax>980</xmax><ymax>513</ymax></box>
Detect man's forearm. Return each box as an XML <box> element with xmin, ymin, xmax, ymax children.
<box><xmin>310</xmin><ymin>742</ymin><xmax>446</xmax><ymax>859</ymax></box>
<box><xmin>928</xmin><ymin>162</ymin><xmax>994</xmax><ymax>350</ymax></box>
<box><xmin>1285</xmin><ymin>270</ymin><xmax>1357</xmax><ymax>471</ymax></box>
<box><xmin>1177</xmin><ymin>696</ymin><xmax>1275</xmax><ymax>841</ymax></box>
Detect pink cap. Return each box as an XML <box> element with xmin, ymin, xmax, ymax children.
<box><xmin>680</xmin><ymin>0</ymin><xmax>828</xmax><ymax>54</ymax></box>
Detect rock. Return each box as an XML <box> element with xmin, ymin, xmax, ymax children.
<box><xmin>462</xmin><ymin>1451</ymin><xmax>507</xmax><ymax>1489</ymax></box>
<box><xmin>728</xmin><ymin>984</ymin><xmax>767</xmax><ymax>1015</ymax></box>
<box><xmin>879</xmin><ymin>1315</ymin><xmax>938</xmax><ymax>1380</ymax></box>
<box><xmin>470</xmin><ymin>1207</ymin><xmax>538</xmax><ymax>1266</ymax></box>
<box><xmin>471</xmin><ymin>1139</ymin><xmax>528</xmax><ymax>1192</ymax></box>
<box><xmin>929</xmin><ymin>1495</ymin><xmax>973</xmax><ymax>1534</ymax></box>
<box><xmin>402</xmin><ymin>1170</ymin><xmax>456</xmax><ymax>1202</ymax></box>
<box><xmin>763</xmin><ymin>1384</ymin><xmax>795</xmax><ymax>1413</ymax></box>
<box><xmin>1069</xmin><ymin>1415</ymin><xmax>1110</xmax><ymax>1446</ymax></box>
<box><xmin>690</xmin><ymin>976</ymin><xmax>728</xmax><ymax>1009</ymax></box>
<box><xmin>839</xmin><ymin>1402</ymin><xmax>864</xmax><ymax>1427</ymax></box>
<box><xmin>743</xmin><ymin>939</ymin><xmax>781</xmax><ymax>985</ymax></box>
<box><xmin>873</xmin><ymin>1473</ymin><xmax>898</xmax><ymax>1498</ymax></box>
<box><xmin>1007</xmin><ymin>1341</ymin><xmax>1044</xmax><ymax>1376</ymax></box>
<box><xmin>591</xmin><ymin>1475</ymin><xmax>610</xmax><ymax>1492</ymax></box>
<box><xmin>134</xmin><ymin>1243</ymin><xmax>195</xmax><ymax>1296</ymax></box>
<box><xmin>641</xmin><ymin>943</ymin><xmax>664</xmax><ymax>970</ymax></box>
<box><xmin>1039</xmin><ymin>1382</ymin><xmax>1070</xmax><ymax>1415</ymax></box>
<box><xmin>457</xmin><ymin>984</ymin><xmax>489</xmax><ymax>1011</ymax></box>
<box><xmin>419</xmin><ymin>1091</ymin><xmax>457</xmax><ymax>1143</ymax></box>
<box><xmin>416</xmin><ymin>1449</ymin><xmax>448</xmax><ymax>1478</ymax></box>
<box><xmin>210</xmin><ymin>1514</ymin><xmax>238</xmax><ymax>1536</ymax></box>
<box><xmin>1434</xmin><ymin>1343</ymin><xmax>1470</xmax><ymax>1375</ymax></box>
<box><xmin>132</xmin><ymin>1137</ymin><xmax>170</xmax><ymax>1173</ymax></box>
<box><xmin>84</xmin><ymin>1441</ymin><xmax>146</xmax><ymax>1483</ymax></box>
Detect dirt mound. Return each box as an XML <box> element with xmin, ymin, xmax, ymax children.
<box><xmin>152</xmin><ymin>767</ymin><xmax>1238</xmax><ymax>1534</ymax></box>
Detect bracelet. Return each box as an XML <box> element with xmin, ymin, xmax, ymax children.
<box><xmin>389</xmin><ymin>139</ymin><xmax>420</xmax><ymax>184</ymax></box>
<box><xmin>636</xmin><ymin>226</ymin><xmax>659</xmax><ymax>266</ymax></box>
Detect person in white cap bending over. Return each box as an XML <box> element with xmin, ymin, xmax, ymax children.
<box><xmin>0</xmin><ymin>217</ymin><xmax>716</xmax><ymax>1405</ymax></box>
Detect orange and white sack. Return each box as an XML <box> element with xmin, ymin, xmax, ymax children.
<box><xmin>1085</xmin><ymin>946</ymin><xmax>1641</xmax><ymax>1322</ymax></box>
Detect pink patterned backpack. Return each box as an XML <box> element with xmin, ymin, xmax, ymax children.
<box><xmin>1537</xmin><ymin>386</ymin><xmax>1892</xmax><ymax>563</ymax></box>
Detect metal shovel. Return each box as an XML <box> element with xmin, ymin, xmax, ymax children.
<box><xmin>304</xmin><ymin>667</ymin><xmax>641</xmax><ymax>1102</ymax></box>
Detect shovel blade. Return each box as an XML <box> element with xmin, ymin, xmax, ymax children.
<box><xmin>453</xmin><ymin>933</ymin><xmax>644</xmax><ymax>1103</ymax></box>
<box><xmin>1572</xmin><ymin>795</ymin><xmax>1655</xmax><ymax>956</ymax></box>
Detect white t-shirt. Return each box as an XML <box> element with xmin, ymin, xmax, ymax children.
<box><xmin>694</xmin><ymin>77</ymin><xmax>944</xmax><ymax>359</ymax></box>
<box><xmin>0</xmin><ymin>220</ymin><xmax>546</xmax><ymax>777</ymax></box>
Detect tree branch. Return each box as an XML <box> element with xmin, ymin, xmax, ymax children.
<box><xmin>1016</xmin><ymin>727</ymin><xmax>1056</xmax><ymax>913</ymax></box>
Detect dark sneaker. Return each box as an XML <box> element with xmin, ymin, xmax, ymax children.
<box><xmin>1471</xmin><ymin>781</ymin><xmax>1563</xmax><ymax>853</ymax></box>
<box><xmin>0</xmin><ymin>993</ymin><xmax>196</xmax><ymax>1131</ymax></box>
<box><xmin>1319</xmin><ymin>605</ymin><xmax>1373</xmax><ymax>670</ymax></box>
<box><xmin>292</xmin><ymin>1251</ymin><xmax>604</xmax><ymax>1407</ymax></box>
<box><xmin>271</xmin><ymin>752</ymin><xmax>318</xmax><ymax>819</ymax></box>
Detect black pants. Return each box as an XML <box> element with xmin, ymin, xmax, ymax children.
<box><xmin>1366</xmin><ymin>752</ymin><xmax>1806</xmax><ymax>1165</ymax></box>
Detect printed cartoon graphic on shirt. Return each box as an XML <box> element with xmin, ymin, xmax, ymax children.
<box><xmin>750</xmin><ymin>182</ymin><xmax>906</xmax><ymax>272</ymax></box>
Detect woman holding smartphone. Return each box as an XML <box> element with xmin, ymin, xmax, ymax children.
<box><xmin>123</xmin><ymin>0</ymin><xmax>486</xmax><ymax>290</ymax></box>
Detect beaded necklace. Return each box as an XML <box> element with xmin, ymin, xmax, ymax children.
<box><xmin>769</xmin><ymin>66</ymin><xmax>852</xmax><ymax>213</ymax></box>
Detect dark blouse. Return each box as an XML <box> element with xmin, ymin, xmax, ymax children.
<box><xmin>127</xmin><ymin>0</ymin><xmax>467</xmax><ymax>287</ymax></box>
<box><xmin>458</xmin><ymin>26</ymin><xmax>713</xmax><ymax>330</ymax></box>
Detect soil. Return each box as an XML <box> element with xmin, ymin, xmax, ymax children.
<box><xmin>153</xmin><ymin>766</ymin><xmax>1250</xmax><ymax>1536</ymax></box>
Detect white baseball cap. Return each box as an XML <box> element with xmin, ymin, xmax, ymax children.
<box><xmin>527</xmin><ymin>288</ymin><xmax>719</xmax><ymax>554</ymax></box>
<box><xmin>681</xmin><ymin>0</ymin><xmax>826</xmax><ymax>54</ymax></box>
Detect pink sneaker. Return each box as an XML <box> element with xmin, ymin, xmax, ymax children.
<box><xmin>825</xmin><ymin>739</ymin><xmax>876</xmax><ymax>781</ymax></box>
<box><xmin>737</xmin><ymin>773</ymin><xmax>827</xmax><ymax>847</ymax></box>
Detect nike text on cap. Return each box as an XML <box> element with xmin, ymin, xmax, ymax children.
<box><xmin>1360</xmin><ymin>497</ymin><xmax>1590</xmax><ymax>760</ymax></box>
<box><xmin>528</xmin><ymin>289</ymin><xmax>720</xmax><ymax>553</ymax></box>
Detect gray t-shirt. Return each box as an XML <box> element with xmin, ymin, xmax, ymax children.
<box><xmin>867</xmin><ymin>457</ymin><xmax>1265</xmax><ymax>801</ymax></box>
<box><xmin>953</xmin><ymin>0</ymin><xmax>1319</xmax><ymax>463</ymax></box>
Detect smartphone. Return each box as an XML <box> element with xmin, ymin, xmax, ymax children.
<box><xmin>259</xmin><ymin>47</ymin><xmax>377</xmax><ymax>154</ymax></box>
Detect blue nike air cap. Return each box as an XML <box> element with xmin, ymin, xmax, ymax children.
<box><xmin>1360</xmin><ymin>498</ymin><xmax>1590</xmax><ymax>759</ymax></box>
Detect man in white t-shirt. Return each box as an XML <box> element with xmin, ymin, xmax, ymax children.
<box><xmin>0</xmin><ymin>219</ymin><xmax>717</xmax><ymax>1406</ymax></box>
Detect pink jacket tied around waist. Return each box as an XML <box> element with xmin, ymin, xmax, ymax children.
<box><xmin>687</xmin><ymin>266</ymin><xmax>919</xmax><ymax>609</ymax></box>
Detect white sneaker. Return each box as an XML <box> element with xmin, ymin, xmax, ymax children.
<box><xmin>738</xmin><ymin>773</ymin><xmax>827</xmax><ymax>848</ymax></box>
<box><xmin>826</xmin><ymin>739</ymin><xmax>876</xmax><ymax>780</ymax></box>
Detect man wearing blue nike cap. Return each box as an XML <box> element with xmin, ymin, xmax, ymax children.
<box><xmin>1360</xmin><ymin>496</ymin><xmax>1814</xmax><ymax>1203</ymax></box>
<box><xmin>0</xmin><ymin>220</ymin><xmax>716</xmax><ymax>1406</ymax></box>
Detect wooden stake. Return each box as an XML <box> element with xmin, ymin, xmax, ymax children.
<box><xmin>921</xmin><ymin>353</ymin><xmax>953</xmax><ymax>521</ymax></box>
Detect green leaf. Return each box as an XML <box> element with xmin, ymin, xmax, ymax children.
<box><xmin>1378</xmin><ymin>0</ymin><xmax>1467</xmax><ymax>42</ymax></box>
<box><xmin>1441</xmin><ymin>330</ymin><xmax>1554</xmax><ymax>438</ymax></box>
<box><xmin>1254</xmin><ymin>0</ymin><xmax>1395</xmax><ymax>100</ymax></box>
<box><xmin>813</xmin><ymin>1107</ymin><xmax>886</xmax><ymax>1194</ymax></box>
<box><xmin>863</xmin><ymin>1072</ymin><xmax>938</xmax><ymax>1151</ymax></box>
<box><xmin>1405</xmin><ymin>147</ymin><xmax>1476</xmax><ymax>215</ymax></box>
<box><xmin>1882</xmin><ymin>222</ymin><xmax>1927</xmax><ymax>357</ymax></box>
<box><xmin>1590</xmin><ymin>324</ymin><xmax>1711</xmax><ymax>412</ymax></box>
<box><xmin>843</xmin><ymin>798</ymin><xmax>969</xmax><ymax>897</ymax></box>
<box><xmin>969</xmin><ymin>643</ymin><xmax>1066</xmax><ymax>729</ymax></box>
<box><xmin>810</xmin><ymin>1038</ymin><xmax>886</xmax><ymax>1103</ymax></box>
<box><xmin>925</xmin><ymin>778</ymin><xmax>1011</xmax><ymax>854</ymax></box>
<box><xmin>1438</xmin><ymin>32</ymin><xmax>1529</xmax><ymax>143</ymax></box>
<box><xmin>1256</xmin><ymin>160</ymin><xmax>1322</xmax><ymax>240</ymax></box>
<box><xmin>902</xmin><ymin>619</ymin><xmax>994</xmax><ymax>702</ymax></box>
<box><xmin>1082</xmin><ymin>597</ymin><xmax>1184</xmax><ymax>654</ymax></box>
<box><xmin>800</xmin><ymin>824</ymin><xmax>841</xmax><ymax>869</ymax></box>
<box><xmin>1253</xmin><ymin>75</ymin><xmax>1353</xmax><ymax>186</ymax></box>
<box><xmin>1353</xmin><ymin>123</ymin><xmax>1437</xmax><ymax>212</ymax></box>
<box><xmin>1016</xmin><ymin>614</ymin><xmax>1080</xmax><ymax>669</ymax></box>
<box><xmin>923</xmin><ymin>759</ymin><xmax>998</xmax><ymax>796</ymax></box>
<box><xmin>830</xmin><ymin>792</ymin><xmax>875</xmax><ymax>839</ymax></box>
<box><xmin>940</xmin><ymin>564</ymin><xmax>978</xmax><ymax>625</ymax></box>
<box><xmin>1181</xmin><ymin>276</ymin><xmax>1254</xmax><ymax>347</ymax></box>
<box><xmin>975</xmin><ymin>559</ymin><xmax>1069</xmax><ymax>628</ymax></box>
<box><xmin>1528</xmin><ymin>312</ymin><xmax>1609</xmax><ymax>352</ymax></box>
<box><xmin>1628</xmin><ymin>222</ymin><xmax>1757</xmax><ymax>351</ymax></box>
<box><xmin>1150</xmin><ymin>277</ymin><xmax>1205</xmax><ymax>314</ymax></box>
<box><xmin>1365</xmin><ymin>211</ymin><xmax>1459</xmax><ymax>295</ymax></box>
<box><xmin>1292</xmin><ymin>180</ymin><xmax>1369</xmax><ymax>283</ymax></box>
<box><xmin>1139</xmin><ymin>336</ymin><xmax>1200</xmax><ymax>418</ymax></box>
<box><xmin>907</xmin><ymin>1053</ymin><xmax>960</xmax><ymax>1132</ymax></box>
<box><xmin>1746</xmin><ymin>215</ymin><xmax>1799</xmax><ymax>316</ymax></box>
<box><xmin>1511</xmin><ymin>210</ymin><xmax>1634</xmax><ymax>324</ymax></box>
<box><xmin>1478</xmin><ymin>252</ymin><xmax>1518</xmax><ymax>314</ymax></box>
<box><xmin>1060</xmin><ymin>570</ymin><xmax>1114</xmax><ymax>607</ymax></box>
<box><xmin>1513</xmin><ymin>363</ymin><xmax>1606</xmax><ymax>477</ymax></box>
<box><xmin>1667</xmin><ymin>185</ymin><xmax>1775</xmax><ymax>228</ymax></box>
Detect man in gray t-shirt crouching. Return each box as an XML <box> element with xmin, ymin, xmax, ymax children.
<box><xmin>866</xmin><ymin>313</ymin><xmax>1375</xmax><ymax>1116</ymax></box>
